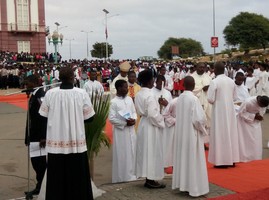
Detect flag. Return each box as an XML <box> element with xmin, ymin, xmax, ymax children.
<box><xmin>105</xmin><ymin>27</ymin><xmax>108</xmax><ymax>39</ymax></box>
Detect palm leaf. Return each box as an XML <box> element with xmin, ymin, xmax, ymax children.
<box><xmin>85</xmin><ymin>92</ymin><xmax>111</xmax><ymax>159</ymax></box>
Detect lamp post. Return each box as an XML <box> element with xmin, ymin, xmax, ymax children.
<box><xmin>66</xmin><ymin>38</ymin><xmax>74</xmax><ymax>59</ymax></box>
<box><xmin>81</xmin><ymin>30</ymin><xmax>93</xmax><ymax>60</ymax></box>
<box><xmin>103</xmin><ymin>9</ymin><xmax>109</xmax><ymax>61</ymax></box>
<box><xmin>47</xmin><ymin>22</ymin><xmax>63</xmax><ymax>64</ymax></box>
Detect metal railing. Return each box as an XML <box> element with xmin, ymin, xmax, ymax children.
<box><xmin>9</xmin><ymin>23</ymin><xmax>38</xmax><ymax>32</ymax></box>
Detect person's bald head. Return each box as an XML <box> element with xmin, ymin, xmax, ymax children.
<box><xmin>214</xmin><ymin>61</ymin><xmax>225</xmax><ymax>76</ymax></box>
<box><xmin>183</xmin><ymin>76</ymin><xmax>195</xmax><ymax>91</ymax></box>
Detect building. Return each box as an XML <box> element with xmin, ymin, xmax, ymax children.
<box><xmin>0</xmin><ymin>0</ymin><xmax>46</xmax><ymax>53</ymax></box>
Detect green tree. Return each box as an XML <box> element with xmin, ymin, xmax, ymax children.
<box><xmin>91</xmin><ymin>42</ymin><xmax>113</xmax><ymax>59</ymax></box>
<box><xmin>223</xmin><ymin>12</ymin><xmax>269</xmax><ymax>51</ymax></box>
<box><xmin>157</xmin><ymin>37</ymin><xmax>204</xmax><ymax>59</ymax></box>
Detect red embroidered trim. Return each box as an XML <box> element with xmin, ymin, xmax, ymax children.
<box><xmin>47</xmin><ymin>140</ymin><xmax>86</xmax><ymax>148</ymax></box>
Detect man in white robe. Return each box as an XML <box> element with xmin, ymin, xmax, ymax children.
<box><xmin>162</xmin><ymin>97</ymin><xmax>177</xmax><ymax>169</ymax></box>
<box><xmin>237</xmin><ymin>96</ymin><xmax>269</xmax><ymax>162</ymax></box>
<box><xmin>245</xmin><ymin>68</ymin><xmax>258</xmax><ymax>96</ymax></box>
<box><xmin>159</xmin><ymin>66</ymin><xmax>174</xmax><ymax>92</ymax></box>
<box><xmin>110</xmin><ymin>61</ymin><xmax>131</xmax><ymax>98</ymax></box>
<box><xmin>135</xmin><ymin>70</ymin><xmax>166</xmax><ymax>188</ymax></box>
<box><xmin>207</xmin><ymin>61</ymin><xmax>239</xmax><ymax>167</ymax></box>
<box><xmin>83</xmin><ymin>70</ymin><xmax>104</xmax><ymax>98</ymax></box>
<box><xmin>109</xmin><ymin>80</ymin><xmax>137</xmax><ymax>183</ymax></box>
<box><xmin>172</xmin><ymin>76</ymin><xmax>209</xmax><ymax>197</ymax></box>
<box><xmin>152</xmin><ymin>75</ymin><xmax>173</xmax><ymax>168</ymax></box>
<box><xmin>256</xmin><ymin>64</ymin><xmax>269</xmax><ymax>96</ymax></box>
<box><xmin>234</xmin><ymin>72</ymin><xmax>250</xmax><ymax>113</ymax></box>
<box><xmin>234</xmin><ymin>72</ymin><xmax>250</xmax><ymax>102</ymax></box>
<box><xmin>152</xmin><ymin>75</ymin><xmax>173</xmax><ymax>114</ymax></box>
<box><xmin>191</xmin><ymin>62</ymin><xmax>212</xmax><ymax>146</ymax></box>
<box><xmin>39</xmin><ymin>67</ymin><xmax>95</xmax><ymax>200</ymax></box>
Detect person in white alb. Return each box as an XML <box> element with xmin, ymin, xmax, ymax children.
<box><xmin>159</xmin><ymin>66</ymin><xmax>174</xmax><ymax>92</ymax></box>
<box><xmin>135</xmin><ymin>69</ymin><xmax>166</xmax><ymax>189</ymax></box>
<box><xmin>172</xmin><ymin>76</ymin><xmax>209</xmax><ymax>197</ymax></box>
<box><xmin>256</xmin><ymin>63</ymin><xmax>269</xmax><ymax>96</ymax></box>
<box><xmin>207</xmin><ymin>61</ymin><xmax>239</xmax><ymax>168</ymax></box>
<box><xmin>237</xmin><ymin>95</ymin><xmax>269</xmax><ymax>162</ymax></box>
<box><xmin>151</xmin><ymin>75</ymin><xmax>173</xmax><ymax>169</ymax></box>
<box><xmin>234</xmin><ymin>72</ymin><xmax>250</xmax><ymax>103</ymax></box>
<box><xmin>162</xmin><ymin>97</ymin><xmax>178</xmax><ymax>169</ymax></box>
<box><xmin>152</xmin><ymin>75</ymin><xmax>173</xmax><ymax>114</ymax></box>
<box><xmin>191</xmin><ymin>62</ymin><xmax>212</xmax><ymax>148</ymax></box>
<box><xmin>109</xmin><ymin>79</ymin><xmax>137</xmax><ymax>183</ymax></box>
<box><xmin>39</xmin><ymin>67</ymin><xmax>95</xmax><ymax>200</ymax></box>
<box><xmin>83</xmin><ymin>70</ymin><xmax>104</xmax><ymax>98</ymax></box>
<box><xmin>245</xmin><ymin>68</ymin><xmax>258</xmax><ymax>96</ymax></box>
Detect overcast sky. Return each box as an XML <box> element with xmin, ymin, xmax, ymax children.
<box><xmin>45</xmin><ymin>0</ymin><xmax>269</xmax><ymax>61</ymax></box>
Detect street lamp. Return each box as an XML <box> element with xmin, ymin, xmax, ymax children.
<box><xmin>47</xmin><ymin>24</ymin><xmax>64</xmax><ymax>64</ymax></box>
<box><xmin>66</xmin><ymin>38</ymin><xmax>74</xmax><ymax>59</ymax></box>
<box><xmin>103</xmin><ymin>9</ymin><xmax>109</xmax><ymax>61</ymax></box>
<box><xmin>81</xmin><ymin>30</ymin><xmax>93</xmax><ymax>60</ymax></box>
<box><xmin>55</xmin><ymin>22</ymin><xmax>60</xmax><ymax>31</ymax></box>
<box><xmin>59</xmin><ymin>26</ymin><xmax>68</xmax><ymax>31</ymax></box>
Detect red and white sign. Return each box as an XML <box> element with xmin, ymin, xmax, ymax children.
<box><xmin>211</xmin><ymin>37</ymin><xmax>218</xmax><ymax>47</ymax></box>
<box><xmin>171</xmin><ymin>46</ymin><xmax>179</xmax><ymax>55</ymax></box>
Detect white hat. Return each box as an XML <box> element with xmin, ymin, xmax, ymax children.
<box><xmin>119</xmin><ymin>61</ymin><xmax>131</xmax><ymax>72</ymax></box>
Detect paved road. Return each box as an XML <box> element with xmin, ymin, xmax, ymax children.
<box><xmin>0</xmin><ymin>95</ymin><xmax>269</xmax><ymax>200</ymax></box>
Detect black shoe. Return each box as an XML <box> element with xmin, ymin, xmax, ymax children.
<box><xmin>144</xmin><ymin>180</ymin><xmax>166</xmax><ymax>189</ymax></box>
<box><xmin>24</xmin><ymin>188</ymin><xmax>40</xmax><ymax>196</ymax></box>
<box><xmin>228</xmin><ymin>163</ymin><xmax>236</xmax><ymax>168</ymax></box>
<box><xmin>214</xmin><ymin>165</ymin><xmax>228</xmax><ymax>169</ymax></box>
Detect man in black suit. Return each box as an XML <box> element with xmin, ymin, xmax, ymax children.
<box><xmin>24</xmin><ymin>75</ymin><xmax>47</xmax><ymax>196</ymax></box>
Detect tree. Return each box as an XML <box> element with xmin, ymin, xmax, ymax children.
<box><xmin>91</xmin><ymin>42</ymin><xmax>113</xmax><ymax>59</ymax></box>
<box><xmin>223</xmin><ymin>12</ymin><xmax>269</xmax><ymax>51</ymax></box>
<box><xmin>157</xmin><ymin>37</ymin><xmax>204</xmax><ymax>60</ymax></box>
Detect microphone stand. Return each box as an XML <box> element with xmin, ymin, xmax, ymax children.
<box><xmin>25</xmin><ymin>90</ymin><xmax>33</xmax><ymax>200</ymax></box>
<box><xmin>6</xmin><ymin>82</ymin><xmax>61</xmax><ymax>199</ymax></box>
<box><xmin>5</xmin><ymin>82</ymin><xmax>62</xmax><ymax>96</ymax></box>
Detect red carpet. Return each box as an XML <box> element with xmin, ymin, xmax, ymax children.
<box><xmin>0</xmin><ymin>94</ymin><xmax>28</xmax><ymax>110</ymax></box>
<box><xmin>165</xmin><ymin>151</ymin><xmax>269</xmax><ymax>194</ymax></box>
<box><xmin>208</xmin><ymin>188</ymin><xmax>269</xmax><ymax>200</ymax></box>
<box><xmin>207</xmin><ymin>155</ymin><xmax>269</xmax><ymax>193</ymax></box>
<box><xmin>105</xmin><ymin>120</ymin><xmax>113</xmax><ymax>143</ymax></box>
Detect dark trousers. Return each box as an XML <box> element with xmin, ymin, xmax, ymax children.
<box><xmin>46</xmin><ymin>152</ymin><xmax>93</xmax><ymax>200</ymax></box>
<box><xmin>1</xmin><ymin>75</ymin><xmax>7</xmax><ymax>89</ymax></box>
<box><xmin>31</xmin><ymin>156</ymin><xmax>47</xmax><ymax>190</ymax></box>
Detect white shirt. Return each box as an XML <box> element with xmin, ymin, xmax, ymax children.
<box><xmin>235</xmin><ymin>84</ymin><xmax>250</xmax><ymax>102</ymax></box>
<box><xmin>54</xmin><ymin>70</ymin><xmax>59</xmax><ymax>80</ymax></box>
<box><xmin>151</xmin><ymin>87</ymin><xmax>173</xmax><ymax>114</ymax></box>
<box><xmin>39</xmin><ymin>87</ymin><xmax>95</xmax><ymax>154</ymax></box>
<box><xmin>83</xmin><ymin>79</ymin><xmax>104</xmax><ymax>98</ymax></box>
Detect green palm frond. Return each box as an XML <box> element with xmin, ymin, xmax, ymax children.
<box><xmin>85</xmin><ymin>92</ymin><xmax>111</xmax><ymax>159</ymax></box>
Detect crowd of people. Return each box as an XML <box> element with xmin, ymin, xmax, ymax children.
<box><xmin>0</xmin><ymin>50</ymin><xmax>62</xmax><ymax>64</ymax></box>
<box><xmin>108</xmin><ymin>60</ymin><xmax>269</xmax><ymax>197</ymax></box>
<box><xmin>1</xmin><ymin>49</ymin><xmax>269</xmax><ymax>199</ymax></box>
